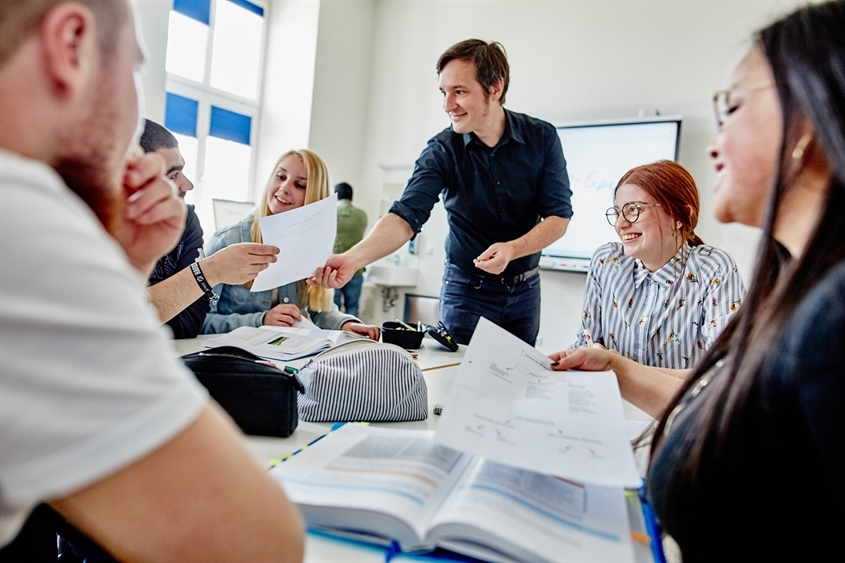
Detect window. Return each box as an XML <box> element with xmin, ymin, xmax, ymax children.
<box><xmin>164</xmin><ymin>0</ymin><xmax>267</xmax><ymax>234</ymax></box>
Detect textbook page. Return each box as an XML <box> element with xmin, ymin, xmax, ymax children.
<box><xmin>427</xmin><ymin>459</ymin><xmax>636</xmax><ymax>562</ymax></box>
<box><xmin>251</xmin><ymin>193</ymin><xmax>337</xmax><ymax>292</ymax></box>
<box><xmin>434</xmin><ymin>318</ymin><xmax>641</xmax><ymax>487</ymax></box>
<box><xmin>271</xmin><ymin>425</ymin><xmax>473</xmax><ymax>548</ymax></box>
<box><xmin>203</xmin><ymin>325</ymin><xmax>365</xmax><ymax>360</ymax></box>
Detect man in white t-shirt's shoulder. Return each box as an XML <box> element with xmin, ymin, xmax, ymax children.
<box><xmin>0</xmin><ymin>1</ymin><xmax>303</xmax><ymax>560</ymax></box>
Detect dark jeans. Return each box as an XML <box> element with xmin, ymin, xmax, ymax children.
<box><xmin>333</xmin><ymin>274</ymin><xmax>364</xmax><ymax>317</ymax></box>
<box><xmin>439</xmin><ymin>262</ymin><xmax>541</xmax><ymax>346</ymax></box>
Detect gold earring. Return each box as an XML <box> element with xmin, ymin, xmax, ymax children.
<box><xmin>792</xmin><ymin>132</ymin><xmax>813</xmax><ymax>161</ymax></box>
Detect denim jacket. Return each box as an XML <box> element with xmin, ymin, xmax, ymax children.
<box><xmin>200</xmin><ymin>214</ymin><xmax>359</xmax><ymax>334</ymax></box>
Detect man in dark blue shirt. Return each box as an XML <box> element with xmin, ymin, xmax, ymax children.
<box><xmin>142</xmin><ymin>120</ymin><xmax>279</xmax><ymax>338</ymax></box>
<box><xmin>311</xmin><ymin>40</ymin><xmax>572</xmax><ymax>345</ymax></box>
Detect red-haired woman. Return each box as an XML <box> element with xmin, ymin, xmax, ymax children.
<box><xmin>571</xmin><ymin>160</ymin><xmax>744</xmax><ymax>369</ymax></box>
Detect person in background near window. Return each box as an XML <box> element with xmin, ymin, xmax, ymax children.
<box><xmin>0</xmin><ymin>0</ymin><xmax>304</xmax><ymax>560</ymax></box>
<box><xmin>551</xmin><ymin>2</ymin><xmax>844</xmax><ymax>559</ymax></box>
<box><xmin>141</xmin><ymin>119</ymin><xmax>280</xmax><ymax>338</ymax></box>
<box><xmin>310</xmin><ymin>39</ymin><xmax>573</xmax><ymax>346</ymax></box>
<box><xmin>332</xmin><ymin>182</ymin><xmax>368</xmax><ymax>317</ymax></box>
<box><xmin>572</xmin><ymin>160</ymin><xmax>744</xmax><ymax>369</ymax></box>
<box><xmin>202</xmin><ymin>150</ymin><xmax>380</xmax><ymax>339</ymax></box>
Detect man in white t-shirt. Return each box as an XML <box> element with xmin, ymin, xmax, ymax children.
<box><xmin>0</xmin><ymin>1</ymin><xmax>304</xmax><ymax>560</ymax></box>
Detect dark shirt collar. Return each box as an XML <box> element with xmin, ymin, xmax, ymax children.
<box><xmin>461</xmin><ymin>108</ymin><xmax>524</xmax><ymax>149</ymax></box>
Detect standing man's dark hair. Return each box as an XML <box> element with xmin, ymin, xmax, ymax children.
<box><xmin>335</xmin><ymin>182</ymin><xmax>354</xmax><ymax>201</ymax></box>
<box><xmin>436</xmin><ymin>39</ymin><xmax>510</xmax><ymax>104</ymax></box>
<box><xmin>140</xmin><ymin>119</ymin><xmax>179</xmax><ymax>154</ymax></box>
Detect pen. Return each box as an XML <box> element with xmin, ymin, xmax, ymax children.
<box><xmin>283</xmin><ymin>365</ymin><xmax>299</xmax><ymax>375</ymax></box>
<box><xmin>395</xmin><ymin>319</ymin><xmax>417</xmax><ymax>331</ymax></box>
<box><xmin>417</xmin><ymin>320</ymin><xmax>422</xmax><ymax>332</ymax></box>
<box><xmin>583</xmin><ymin>328</ymin><xmax>594</xmax><ymax>348</ymax></box>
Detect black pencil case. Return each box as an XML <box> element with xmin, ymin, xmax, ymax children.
<box><xmin>181</xmin><ymin>346</ymin><xmax>303</xmax><ymax>438</ymax></box>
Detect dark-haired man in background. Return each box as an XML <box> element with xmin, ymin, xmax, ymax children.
<box><xmin>332</xmin><ymin>182</ymin><xmax>368</xmax><ymax>317</ymax></box>
<box><xmin>312</xmin><ymin>39</ymin><xmax>572</xmax><ymax>345</ymax></box>
<box><xmin>140</xmin><ymin>119</ymin><xmax>279</xmax><ymax>338</ymax></box>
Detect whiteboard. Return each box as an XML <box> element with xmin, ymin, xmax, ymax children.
<box><xmin>541</xmin><ymin>118</ymin><xmax>681</xmax><ymax>272</ymax></box>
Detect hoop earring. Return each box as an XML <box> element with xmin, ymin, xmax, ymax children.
<box><xmin>792</xmin><ymin>132</ymin><xmax>813</xmax><ymax>161</ymax></box>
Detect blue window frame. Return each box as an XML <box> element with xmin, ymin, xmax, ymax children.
<box><xmin>209</xmin><ymin>106</ymin><xmax>252</xmax><ymax>145</ymax></box>
<box><xmin>164</xmin><ymin>93</ymin><xmax>199</xmax><ymax>138</ymax></box>
<box><xmin>228</xmin><ymin>0</ymin><xmax>264</xmax><ymax>17</ymax></box>
<box><xmin>173</xmin><ymin>0</ymin><xmax>211</xmax><ymax>25</ymax></box>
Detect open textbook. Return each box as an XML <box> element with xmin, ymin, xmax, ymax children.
<box><xmin>203</xmin><ymin>325</ymin><xmax>369</xmax><ymax>361</ymax></box>
<box><xmin>434</xmin><ymin>318</ymin><xmax>641</xmax><ymax>487</ymax></box>
<box><xmin>271</xmin><ymin>424</ymin><xmax>644</xmax><ymax>563</ymax></box>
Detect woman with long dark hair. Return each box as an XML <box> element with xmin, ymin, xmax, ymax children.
<box><xmin>551</xmin><ymin>2</ymin><xmax>845</xmax><ymax>559</ymax></box>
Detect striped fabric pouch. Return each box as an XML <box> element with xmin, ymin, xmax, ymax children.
<box><xmin>296</xmin><ymin>340</ymin><xmax>428</xmax><ymax>422</ymax></box>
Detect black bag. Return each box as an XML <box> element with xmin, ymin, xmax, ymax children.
<box><xmin>181</xmin><ymin>346</ymin><xmax>303</xmax><ymax>437</ymax></box>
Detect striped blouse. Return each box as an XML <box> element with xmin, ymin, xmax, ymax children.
<box><xmin>571</xmin><ymin>242</ymin><xmax>745</xmax><ymax>369</ymax></box>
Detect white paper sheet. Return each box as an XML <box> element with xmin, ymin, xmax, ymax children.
<box><xmin>250</xmin><ymin>193</ymin><xmax>337</xmax><ymax>292</ymax></box>
<box><xmin>434</xmin><ymin>318</ymin><xmax>641</xmax><ymax>487</ymax></box>
<box><xmin>292</xmin><ymin>316</ymin><xmax>319</xmax><ymax>329</ymax></box>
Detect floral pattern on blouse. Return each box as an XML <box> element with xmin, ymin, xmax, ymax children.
<box><xmin>571</xmin><ymin>242</ymin><xmax>745</xmax><ymax>368</ymax></box>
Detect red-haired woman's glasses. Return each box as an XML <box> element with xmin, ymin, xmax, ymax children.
<box><xmin>605</xmin><ymin>202</ymin><xmax>662</xmax><ymax>226</ymax></box>
<box><xmin>712</xmin><ymin>80</ymin><xmax>775</xmax><ymax>130</ymax></box>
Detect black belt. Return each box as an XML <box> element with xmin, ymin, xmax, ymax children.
<box><xmin>500</xmin><ymin>265</ymin><xmax>540</xmax><ymax>285</ymax></box>
<box><xmin>451</xmin><ymin>263</ymin><xmax>540</xmax><ymax>286</ymax></box>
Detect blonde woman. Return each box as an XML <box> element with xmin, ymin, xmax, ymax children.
<box><xmin>201</xmin><ymin>150</ymin><xmax>379</xmax><ymax>338</ymax></box>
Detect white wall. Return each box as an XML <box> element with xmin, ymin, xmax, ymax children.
<box><xmin>309</xmin><ymin>0</ymin><xmax>377</xmax><ymax>193</ymax></box>
<box><xmin>255</xmin><ymin>0</ymin><xmax>322</xmax><ymax>197</ymax></box>
<box><xmin>328</xmin><ymin>0</ymin><xmax>804</xmax><ymax>350</ymax></box>
<box><xmin>135</xmin><ymin>0</ymin><xmax>171</xmax><ymax>123</ymax></box>
<box><xmin>136</xmin><ymin>0</ymin><xmax>807</xmax><ymax>349</ymax></box>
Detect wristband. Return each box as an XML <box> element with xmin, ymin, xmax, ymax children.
<box><xmin>190</xmin><ymin>261</ymin><xmax>219</xmax><ymax>303</ymax></box>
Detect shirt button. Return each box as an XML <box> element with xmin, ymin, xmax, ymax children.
<box><xmin>283</xmin><ymin>297</ymin><xmax>290</xmax><ymax>303</ymax></box>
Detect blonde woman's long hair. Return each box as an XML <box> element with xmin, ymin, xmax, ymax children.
<box><xmin>248</xmin><ymin>149</ymin><xmax>333</xmax><ymax>312</ymax></box>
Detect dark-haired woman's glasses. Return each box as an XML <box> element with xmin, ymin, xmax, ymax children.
<box><xmin>712</xmin><ymin>80</ymin><xmax>775</xmax><ymax>129</ymax></box>
<box><xmin>605</xmin><ymin>202</ymin><xmax>662</xmax><ymax>226</ymax></box>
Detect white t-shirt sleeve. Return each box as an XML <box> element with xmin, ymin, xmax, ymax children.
<box><xmin>0</xmin><ymin>153</ymin><xmax>208</xmax><ymax>546</ymax></box>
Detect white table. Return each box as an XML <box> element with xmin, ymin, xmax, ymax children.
<box><xmin>174</xmin><ymin>335</ymin><xmax>655</xmax><ymax>562</ymax></box>
<box><xmin>175</xmin><ymin>335</ymin><xmax>653</xmax><ymax>466</ymax></box>
<box><xmin>173</xmin><ymin>336</ymin><xmax>468</xmax><ymax>463</ymax></box>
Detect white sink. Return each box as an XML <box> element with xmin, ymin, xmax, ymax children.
<box><xmin>365</xmin><ymin>264</ymin><xmax>419</xmax><ymax>287</ymax></box>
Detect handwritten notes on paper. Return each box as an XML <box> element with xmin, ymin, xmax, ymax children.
<box><xmin>250</xmin><ymin>194</ymin><xmax>337</xmax><ymax>292</ymax></box>
<box><xmin>434</xmin><ymin>318</ymin><xmax>641</xmax><ymax>487</ymax></box>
